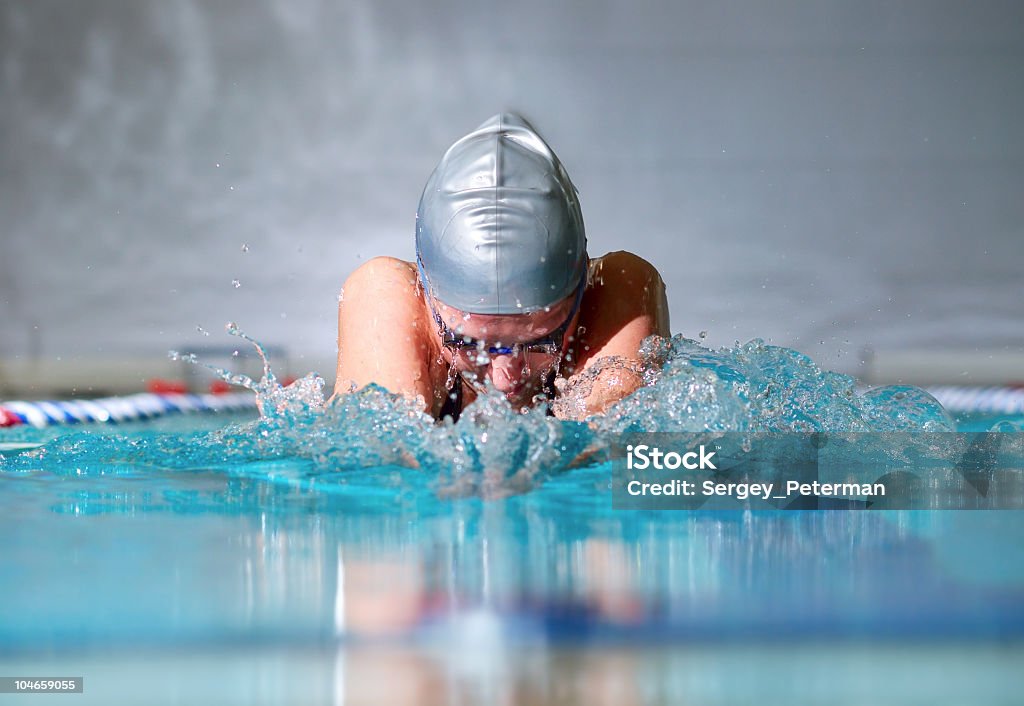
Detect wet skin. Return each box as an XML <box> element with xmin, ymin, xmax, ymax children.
<box><xmin>333</xmin><ymin>251</ymin><xmax>669</xmax><ymax>421</ymax></box>
<box><xmin>427</xmin><ymin>295</ymin><xmax>579</xmax><ymax>408</ymax></box>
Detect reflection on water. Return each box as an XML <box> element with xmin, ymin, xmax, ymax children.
<box><xmin>3</xmin><ymin>463</ymin><xmax>1023</xmax><ymax>647</ymax></box>
<box><xmin>3</xmin><ymin>453</ymin><xmax>1024</xmax><ymax>703</ymax></box>
<box><xmin>4</xmin><ymin>642</ymin><xmax>1024</xmax><ymax>705</ymax></box>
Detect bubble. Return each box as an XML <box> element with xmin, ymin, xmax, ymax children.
<box><xmin>197</xmin><ymin>326</ymin><xmax>210</xmax><ymax>336</ymax></box>
<box><xmin>992</xmin><ymin>420</ymin><xmax>1023</xmax><ymax>432</ymax></box>
<box><xmin>699</xmin><ymin>331</ymin><xmax>708</xmax><ymax>339</ymax></box>
<box><xmin>241</xmin><ymin>244</ymin><xmax>249</xmax><ymax>252</ymax></box>
<box><xmin>231</xmin><ymin>279</ymin><xmax>241</xmax><ymax>288</ymax></box>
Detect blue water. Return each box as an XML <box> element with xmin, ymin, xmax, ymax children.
<box><xmin>2</xmin><ymin>335</ymin><xmax>1023</xmax><ymax>704</ymax></box>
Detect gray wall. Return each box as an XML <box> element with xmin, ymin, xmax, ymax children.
<box><xmin>2</xmin><ymin>0</ymin><xmax>1022</xmax><ymax>380</ymax></box>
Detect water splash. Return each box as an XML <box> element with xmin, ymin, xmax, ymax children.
<box><xmin>590</xmin><ymin>336</ymin><xmax>954</xmax><ymax>434</ymax></box>
<box><xmin>2</xmin><ymin>329</ymin><xmax>981</xmax><ymax>498</ymax></box>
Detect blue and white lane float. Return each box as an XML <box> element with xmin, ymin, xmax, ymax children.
<box><xmin>926</xmin><ymin>386</ymin><xmax>1024</xmax><ymax>415</ymax></box>
<box><xmin>1</xmin><ymin>386</ymin><xmax>1022</xmax><ymax>429</ymax></box>
<box><xmin>0</xmin><ymin>392</ymin><xmax>255</xmax><ymax>428</ymax></box>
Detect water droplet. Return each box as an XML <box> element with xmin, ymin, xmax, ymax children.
<box><xmin>231</xmin><ymin>279</ymin><xmax>241</xmax><ymax>288</ymax></box>
<box><xmin>197</xmin><ymin>326</ymin><xmax>210</xmax><ymax>336</ymax></box>
<box><xmin>241</xmin><ymin>244</ymin><xmax>249</xmax><ymax>253</ymax></box>
<box><xmin>699</xmin><ymin>331</ymin><xmax>708</xmax><ymax>339</ymax></box>
<box><xmin>226</xmin><ymin>322</ymin><xmax>239</xmax><ymax>335</ymax></box>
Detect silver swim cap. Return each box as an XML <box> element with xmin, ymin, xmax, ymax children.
<box><xmin>416</xmin><ymin>113</ymin><xmax>587</xmax><ymax>314</ymax></box>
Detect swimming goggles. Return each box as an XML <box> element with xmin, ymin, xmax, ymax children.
<box><xmin>417</xmin><ymin>257</ymin><xmax>586</xmax><ymax>357</ymax></box>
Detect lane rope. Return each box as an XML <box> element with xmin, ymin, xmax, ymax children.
<box><xmin>926</xmin><ymin>385</ymin><xmax>1024</xmax><ymax>415</ymax></box>
<box><xmin>0</xmin><ymin>392</ymin><xmax>255</xmax><ymax>428</ymax></box>
<box><xmin>3</xmin><ymin>386</ymin><xmax>1022</xmax><ymax>428</ymax></box>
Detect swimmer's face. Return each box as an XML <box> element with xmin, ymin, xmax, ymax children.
<box><xmin>431</xmin><ymin>294</ymin><xmax>580</xmax><ymax>404</ymax></box>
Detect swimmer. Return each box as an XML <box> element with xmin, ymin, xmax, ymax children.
<box><xmin>333</xmin><ymin>113</ymin><xmax>669</xmax><ymax>421</ymax></box>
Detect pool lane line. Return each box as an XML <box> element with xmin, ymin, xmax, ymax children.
<box><xmin>0</xmin><ymin>392</ymin><xmax>256</xmax><ymax>428</ymax></box>
<box><xmin>926</xmin><ymin>385</ymin><xmax>1024</xmax><ymax>414</ymax></box>
<box><xmin>2</xmin><ymin>386</ymin><xmax>1021</xmax><ymax>428</ymax></box>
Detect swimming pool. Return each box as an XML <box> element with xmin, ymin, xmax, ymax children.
<box><xmin>2</xmin><ymin>338</ymin><xmax>1023</xmax><ymax>705</ymax></box>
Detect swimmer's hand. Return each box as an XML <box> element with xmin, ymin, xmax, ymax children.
<box><xmin>551</xmin><ymin>356</ymin><xmax>644</xmax><ymax>422</ymax></box>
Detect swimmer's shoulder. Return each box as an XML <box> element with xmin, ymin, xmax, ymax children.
<box><xmin>586</xmin><ymin>250</ymin><xmax>665</xmax><ymax>288</ymax></box>
<box><xmin>336</xmin><ymin>256</ymin><xmax>439</xmax><ymax>403</ymax></box>
<box><xmin>583</xmin><ymin>251</ymin><xmax>667</xmax><ymax>318</ymax></box>
<box><xmin>341</xmin><ymin>256</ymin><xmax>425</xmax><ymax>313</ymax></box>
<box><xmin>575</xmin><ymin>250</ymin><xmax>669</xmax><ymax>364</ymax></box>
<box><xmin>343</xmin><ymin>256</ymin><xmax>419</xmax><ymax>295</ymax></box>
<box><xmin>339</xmin><ymin>256</ymin><xmax>432</xmax><ymax>339</ymax></box>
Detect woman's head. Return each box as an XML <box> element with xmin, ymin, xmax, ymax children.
<box><xmin>415</xmin><ymin>113</ymin><xmax>587</xmax><ymax>315</ymax></box>
<box><xmin>415</xmin><ymin>113</ymin><xmax>588</xmax><ymax>403</ymax></box>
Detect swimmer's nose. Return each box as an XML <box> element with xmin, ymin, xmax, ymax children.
<box><xmin>487</xmin><ymin>352</ymin><xmax>528</xmax><ymax>392</ymax></box>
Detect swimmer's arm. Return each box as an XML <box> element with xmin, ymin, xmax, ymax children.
<box><xmin>331</xmin><ymin>257</ymin><xmax>434</xmax><ymax>412</ymax></box>
<box><xmin>554</xmin><ymin>251</ymin><xmax>669</xmax><ymax>420</ymax></box>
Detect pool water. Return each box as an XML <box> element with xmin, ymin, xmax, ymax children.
<box><xmin>2</xmin><ymin>336</ymin><xmax>1023</xmax><ymax>705</ymax></box>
